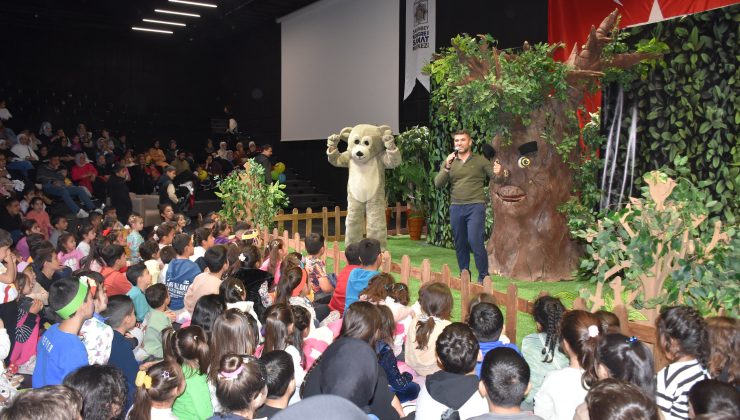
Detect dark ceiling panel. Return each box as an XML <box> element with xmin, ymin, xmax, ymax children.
<box><xmin>0</xmin><ymin>0</ymin><xmax>320</xmax><ymax>40</ymax></box>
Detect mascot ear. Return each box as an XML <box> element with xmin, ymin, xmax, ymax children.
<box><xmin>339</xmin><ymin>127</ymin><xmax>353</xmax><ymax>142</ymax></box>
<box><xmin>378</xmin><ymin>125</ymin><xmax>393</xmax><ymax>137</ymax></box>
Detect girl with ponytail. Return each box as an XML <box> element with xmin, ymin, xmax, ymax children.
<box><xmin>521</xmin><ymin>295</ymin><xmax>569</xmax><ymax>408</ymax></box>
<box><xmin>260</xmin><ymin>238</ymin><xmax>286</xmax><ymax>286</ymax></box>
<box><xmin>405</xmin><ymin>282</ymin><xmax>453</xmax><ymax>377</ymax></box>
<box><xmin>162</xmin><ymin>325</ymin><xmax>213</xmax><ymax>420</ymax></box>
<box><xmin>534</xmin><ymin>310</ymin><xmax>604</xmax><ymax>420</ymax></box>
<box><xmin>128</xmin><ymin>359</ymin><xmax>185</xmax><ymax>420</ymax></box>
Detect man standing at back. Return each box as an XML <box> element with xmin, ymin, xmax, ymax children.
<box><xmin>434</xmin><ymin>130</ymin><xmax>502</xmax><ymax>283</ymax></box>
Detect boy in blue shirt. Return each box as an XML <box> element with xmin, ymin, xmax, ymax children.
<box><xmin>165</xmin><ymin>233</ymin><xmax>201</xmax><ymax>312</ymax></box>
<box><xmin>468</xmin><ymin>302</ymin><xmax>519</xmax><ymax>377</ymax></box>
<box><xmin>125</xmin><ymin>262</ymin><xmax>153</xmax><ymax>322</ymax></box>
<box><xmin>33</xmin><ymin>276</ymin><xmax>93</xmax><ymax>387</ymax></box>
<box><xmin>344</xmin><ymin>238</ymin><xmax>382</xmax><ymax>312</ymax></box>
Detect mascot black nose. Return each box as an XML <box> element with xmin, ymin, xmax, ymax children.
<box><xmin>356</xmin><ymin>151</ymin><xmax>364</xmax><ymax>157</ymax></box>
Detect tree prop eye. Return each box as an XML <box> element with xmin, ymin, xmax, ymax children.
<box><xmin>518</xmin><ymin>156</ymin><xmax>531</xmax><ymax>168</ymax></box>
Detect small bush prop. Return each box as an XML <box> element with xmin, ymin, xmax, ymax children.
<box><xmin>576</xmin><ymin>170</ymin><xmax>738</xmax><ymax>321</ymax></box>
<box><xmin>215</xmin><ymin>160</ymin><xmax>289</xmax><ymax>231</ymax></box>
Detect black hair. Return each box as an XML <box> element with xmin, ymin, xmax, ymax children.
<box><xmin>100</xmin><ymin>243</ymin><xmax>125</xmax><ymax>267</ymax></box>
<box><xmin>357</xmin><ymin>238</ymin><xmax>381</xmax><ymax>266</ymax></box>
<box><xmin>214</xmin><ymin>354</ymin><xmax>267</xmax><ymax>413</ymax></box>
<box><xmin>480</xmin><ymin>347</ymin><xmax>530</xmax><ymax>407</ymax></box>
<box><xmin>51</xmin><ymin>214</ymin><xmax>67</xmax><ymax>227</ymax></box>
<box><xmin>191</xmin><ymin>294</ymin><xmax>225</xmax><ymax>340</ymax></box>
<box><xmin>63</xmin><ymin>364</ymin><xmax>128</xmax><ymax>420</ymax></box>
<box><xmin>48</xmin><ymin>277</ymin><xmax>89</xmax><ymax>315</ymax></box>
<box><xmin>204</xmin><ymin>245</ymin><xmax>228</xmax><ymax>273</ymax></box>
<box><xmin>162</xmin><ymin>326</ymin><xmax>210</xmax><ymax>375</ymax></box>
<box><xmin>532</xmin><ymin>295</ymin><xmax>565</xmax><ymax>363</ymax></box>
<box><xmin>305</xmin><ymin>232</ymin><xmax>325</xmax><ymax>255</ymax></box>
<box><xmin>21</xmin><ymin>219</ymin><xmax>38</xmax><ymax>235</ymax></box>
<box><xmin>340</xmin><ymin>301</ymin><xmax>381</xmax><ymax>347</ymax></box>
<box><xmin>126</xmin><ymin>262</ymin><xmax>148</xmax><ymax>286</ymax></box>
<box><xmin>344</xmin><ymin>242</ymin><xmax>361</xmax><ymax>265</ymax></box>
<box><xmin>139</xmin><ymin>240</ymin><xmax>160</xmax><ymax>261</ymax></box>
<box><xmin>219</xmin><ymin>277</ymin><xmax>247</xmax><ymax>304</ymax></box>
<box><xmin>688</xmin><ymin>379</ymin><xmax>740</xmax><ymax>418</ymax></box>
<box><xmin>468</xmin><ymin>302</ymin><xmax>504</xmax><ymax>342</ymax></box>
<box><xmin>261</xmin><ymin>350</ymin><xmax>296</xmax><ymax>399</ymax></box>
<box><xmin>586</xmin><ymin>378</ymin><xmax>659</xmax><ymax>420</ymax></box>
<box><xmin>171</xmin><ymin>233</ymin><xmax>191</xmax><ymax>256</ymax></box>
<box><xmin>145</xmin><ymin>283</ymin><xmax>169</xmax><ymax>309</ymax></box>
<box><xmin>193</xmin><ymin>227</ymin><xmax>212</xmax><ymax>247</ymax></box>
<box><xmin>76</xmin><ymin>223</ymin><xmax>96</xmax><ymax>240</ymax></box>
<box><xmin>595</xmin><ymin>310</ymin><xmax>621</xmax><ymax>334</ymax></box>
<box><xmin>32</xmin><ymin>244</ymin><xmax>56</xmax><ymax>270</ymax></box>
<box><xmin>56</xmin><ymin>232</ymin><xmax>76</xmax><ymax>253</ymax></box>
<box><xmin>436</xmin><ymin>322</ymin><xmax>479</xmax><ymax>374</ymax></box>
<box><xmin>159</xmin><ymin>246</ymin><xmax>176</xmax><ymax>264</ymax></box>
<box><xmin>657</xmin><ymin>306</ymin><xmax>709</xmax><ymax>367</ymax></box>
<box><xmin>102</xmin><ymin>295</ymin><xmax>135</xmax><ymax>329</ymax></box>
<box><xmin>598</xmin><ymin>334</ymin><xmax>656</xmax><ymax>398</ymax></box>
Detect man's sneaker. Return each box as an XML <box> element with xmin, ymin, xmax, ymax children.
<box><xmin>76</xmin><ymin>209</ymin><xmax>90</xmax><ymax>218</ymax></box>
<box><xmin>93</xmin><ymin>207</ymin><xmax>104</xmax><ymax>214</ymax></box>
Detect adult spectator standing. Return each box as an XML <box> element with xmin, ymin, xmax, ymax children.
<box><xmin>157</xmin><ymin>165</ymin><xmax>179</xmax><ymax>207</ymax></box>
<box><xmin>107</xmin><ymin>165</ymin><xmax>133</xmax><ymax>224</ymax></box>
<box><xmin>171</xmin><ymin>150</ymin><xmax>191</xmax><ymax>180</ymax></box>
<box><xmin>37</xmin><ymin>155</ymin><xmax>98</xmax><ymax>218</ymax></box>
<box><xmin>253</xmin><ymin>144</ymin><xmax>273</xmax><ymax>185</ymax></box>
<box><xmin>434</xmin><ymin>130</ymin><xmax>503</xmax><ymax>283</ymax></box>
<box><xmin>129</xmin><ymin>154</ymin><xmax>156</xmax><ymax>194</ymax></box>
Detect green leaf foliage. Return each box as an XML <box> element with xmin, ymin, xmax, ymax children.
<box><xmin>616</xmin><ymin>5</ymin><xmax>739</xmax><ymax>224</ymax></box>
<box><xmin>215</xmin><ymin>160</ymin><xmax>289</xmax><ymax>230</ymax></box>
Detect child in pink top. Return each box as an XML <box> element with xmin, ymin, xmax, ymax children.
<box><xmin>56</xmin><ymin>232</ymin><xmax>84</xmax><ymax>271</ymax></box>
<box><xmin>24</xmin><ymin>197</ymin><xmax>52</xmax><ymax>239</ymax></box>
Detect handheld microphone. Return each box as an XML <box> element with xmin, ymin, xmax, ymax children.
<box><xmin>454</xmin><ymin>146</ymin><xmax>460</xmax><ymax>157</ymax></box>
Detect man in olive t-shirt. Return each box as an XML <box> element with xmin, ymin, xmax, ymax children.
<box><xmin>434</xmin><ymin>130</ymin><xmax>503</xmax><ymax>282</ymax></box>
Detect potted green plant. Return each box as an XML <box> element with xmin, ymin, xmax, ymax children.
<box><xmin>387</xmin><ymin>126</ymin><xmax>433</xmax><ymax>240</ymax></box>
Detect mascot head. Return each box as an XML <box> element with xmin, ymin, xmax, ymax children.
<box><xmin>338</xmin><ymin>124</ymin><xmax>392</xmax><ymax>163</ymax></box>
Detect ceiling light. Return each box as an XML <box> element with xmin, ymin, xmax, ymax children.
<box><xmin>143</xmin><ymin>18</ymin><xmax>186</xmax><ymax>27</ymax></box>
<box><xmin>132</xmin><ymin>27</ymin><xmax>174</xmax><ymax>34</ymax></box>
<box><xmin>168</xmin><ymin>0</ymin><xmax>217</xmax><ymax>8</ymax></box>
<box><xmin>155</xmin><ymin>9</ymin><xmax>201</xmax><ymax>17</ymax></box>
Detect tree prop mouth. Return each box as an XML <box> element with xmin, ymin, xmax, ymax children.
<box><xmin>496</xmin><ymin>186</ymin><xmax>527</xmax><ymax>203</ymax></box>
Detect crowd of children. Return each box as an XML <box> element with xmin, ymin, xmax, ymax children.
<box><xmin>0</xmin><ymin>214</ymin><xmax>736</xmax><ymax>420</ymax></box>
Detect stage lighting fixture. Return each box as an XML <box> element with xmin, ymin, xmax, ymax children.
<box><xmin>168</xmin><ymin>0</ymin><xmax>218</xmax><ymax>7</ymax></box>
<box><xmin>155</xmin><ymin>9</ymin><xmax>201</xmax><ymax>17</ymax></box>
<box><xmin>143</xmin><ymin>18</ymin><xmax>186</xmax><ymax>27</ymax></box>
<box><xmin>132</xmin><ymin>27</ymin><xmax>174</xmax><ymax>34</ymax></box>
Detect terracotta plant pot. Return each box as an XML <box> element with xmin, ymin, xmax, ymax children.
<box><xmin>407</xmin><ymin>216</ymin><xmax>425</xmax><ymax>240</ymax></box>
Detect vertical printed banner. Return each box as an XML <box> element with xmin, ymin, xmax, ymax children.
<box><xmin>404</xmin><ymin>0</ymin><xmax>435</xmax><ymax>99</ymax></box>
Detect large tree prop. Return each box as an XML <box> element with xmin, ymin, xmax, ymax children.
<box><xmin>426</xmin><ymin>11</ymin><xmax>657</xmax><ymax>280</ymax></box>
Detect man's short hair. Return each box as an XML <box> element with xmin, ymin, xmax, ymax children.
<box><xmin>125</xmin><ymin>262</ymin><xmax>148</xmax><ymax>286</ymax></box>
<box><xmin>357</xmin><ymin>238</ymin><xmax>381</xmax><ymax>266</ymax></box>
<box><xmin>452</xmin><ymin>129</ymin><xmax>471</xmax><ymax>137</ymax></box>
<box><xmin>145</xmin><ymin>283</ymin><xmax>169</xmax><ymax>308</ymax></box>
<box><xmin>468</xmin><ymin>302</ymin><xmax>504</xmax><ymax>342</ymax></box>
<box><xmin>304</xmin><ymin>233</ymin><xmax>325</xmax><ymax>256</ymax></box>
<box><xmin>261</xmin><ymin>144</ymin><xmax>272</xmax><ymax>151</ymax></box>
<box><xmin>261</xmin><ymin>350</ymin><xmax>296</xmax><ymax>399</ymax></box>
<box><xmin>171</xmin><ymin>233</ymin><xmax>192</xmax><ymax>255</ymax></box>
<box><xmin>436</xmin><ymin>322</ymin><xmax>479</xmax><ymax>374</ymax></box>
<box><xmin>480</xmin><ymin>347</ymin><xmax>530</xmax><ymax>407</ymax></box>
<box><xmin>344</xmin><ymin>243</ymin><xmax>361</xmax><ymax>265</ymax></box>
<box><xmin>203</xmin><ymin>245</ymin><xmax>228</xmax><ymax>273</ymax></box>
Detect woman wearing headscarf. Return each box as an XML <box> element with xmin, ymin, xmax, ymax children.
<box><xmin>70</xmin><ymin>153</ymin><xmax>98</xmax><ymax>195</ymax></box>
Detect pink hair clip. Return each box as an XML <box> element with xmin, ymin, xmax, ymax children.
<box><xmin>218</xmin><ymin>365</ymin><xmax>244</xmax><ymax>380</ymax></box>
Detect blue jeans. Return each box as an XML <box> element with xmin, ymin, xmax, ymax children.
<box><xmin>450</xmin><ymin>203</ymin><xmax>488</xmax><ymax>281</ymax></box>
<box><xmin>7</xmin><ymin>160</ymin><xmax>33</xmax><ymax>180</ymax></box>
<box><xmin>42</xmin><ymin>183</ymin><xmax>96</xmax><ymax>213</ymax></box>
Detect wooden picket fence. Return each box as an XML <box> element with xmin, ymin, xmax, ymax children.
<box><xmin>260</xmin><ymin>228</ymin><xmax>668</xmax><ymax>370</ymax></box>
<box><xmin>273</xmin><ymin>202</ymin><xmax>414</xmax><ymax>242</ymax></box>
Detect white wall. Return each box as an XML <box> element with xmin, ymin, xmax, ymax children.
<box><xmin>280</xmin><ymin>0</ymin><xmax>399</xmax><ymax>141</ymax></box>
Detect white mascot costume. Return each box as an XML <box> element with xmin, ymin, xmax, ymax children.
<box><xmin>327</xmin><ymin>124</ymin><xmax>402</xmax><ymax>249</ymax></box>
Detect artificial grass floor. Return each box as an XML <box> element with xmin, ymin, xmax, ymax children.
<box><xmin>321</xmin><ymin>235</ymin><xmax>592</xmax><ymax>346</ymax></box>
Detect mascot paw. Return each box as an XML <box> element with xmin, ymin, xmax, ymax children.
<box><xmin>327</xmin><ymin>134</ymin><xmax>341</xmax><ymax>149</ymax></box>
<box><xmin>382</xmin><ymin>134</ymin><xmax>396</xmax><ymax>149</ymax></box>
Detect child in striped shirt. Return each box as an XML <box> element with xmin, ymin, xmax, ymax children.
<box><xmin>655</xmin><ymin>306</ymin><xmax>710</xmax><ymax>420</ymax></box>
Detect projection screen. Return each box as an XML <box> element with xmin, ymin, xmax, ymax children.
<box><xmin>280</xmin><ymin>0</ymin><xmax>399</xmax><ymax>141</ymax></box>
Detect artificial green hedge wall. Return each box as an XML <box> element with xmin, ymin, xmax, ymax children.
<box><xmin>620</xmin><ymin>4</ymin><xmax>739</xmax><ymax>223</ymax></box>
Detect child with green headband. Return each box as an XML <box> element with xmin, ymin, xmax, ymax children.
<box><xmin>32</xmin><ymin>276</ymin><xmax>93</xmax><ymax>388</ymax></box>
